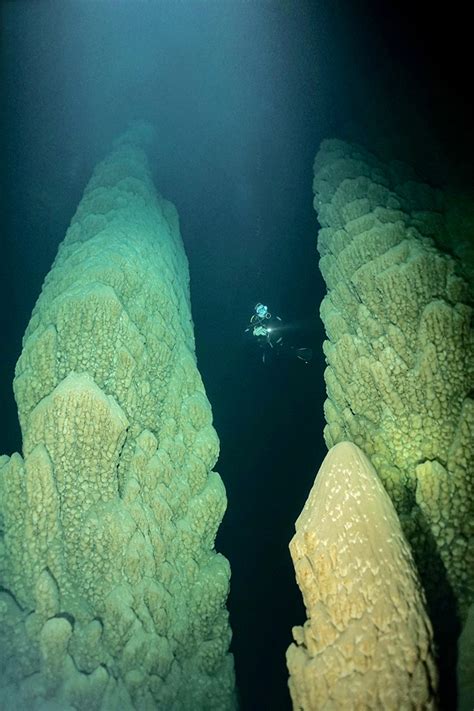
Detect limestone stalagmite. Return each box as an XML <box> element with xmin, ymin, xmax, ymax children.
<box><xmin>0</xmin><ymin>123</ymin><xmax>236</xmax><ymax>710</ymax></box>
<box><xmin>312</xmin><ymin>139</ymin><xmax>473</xmax><ymax>623</ymax></box>
<box><xmin>287</xmin><ymin>441</ymin><xmax>438</xmax><ymax>710</ymax></box>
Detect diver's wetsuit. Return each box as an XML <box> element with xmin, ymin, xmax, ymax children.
<box><xmin>246</xmin><ymin>304</ymin><xmax>312</xmax><ymax>364</ymax></box>
<box><xmin>253</xmin><ymin>318</ymin><xmax>311</xmax><ymax>364</ymax></box>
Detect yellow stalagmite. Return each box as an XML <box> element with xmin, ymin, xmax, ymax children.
<box><xmin>287</xmin><ymin>441</ymin><xmax>438</xmax><ymax>710</ymax></box>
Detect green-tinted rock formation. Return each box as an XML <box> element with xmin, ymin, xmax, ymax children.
<box><xmin>312</xmin><ymin>138</ymin><xmax>473</xmax><ymax>704</ymax></box>
<box><xmin>0</xmin><ymin>123</ymin><xmax>236</xmax><ymax>710</ymax></box>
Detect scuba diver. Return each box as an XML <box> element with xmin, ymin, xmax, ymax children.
<box><xmin>245</xmin><ymin>303</ymin><xmax>312</xmax><ymax>365</ymax></box>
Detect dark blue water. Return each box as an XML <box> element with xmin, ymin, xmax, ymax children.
<box><xmin>1</xmin><ymin>2</ymin><xmax>472</xmax><ymax>709</ymax></box>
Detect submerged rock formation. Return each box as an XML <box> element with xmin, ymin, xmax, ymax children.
<box><xmin>288</xmin><ymin>138</ymin><xmax>472</xmax><ymax>708</ymax></box>
<box><xmin>287</xmin><ymin>441</ymin><xmax>438</xmax><ymax>710</ymax></box>
<box><xmin>0</xmin><ymin>123</ymin><xmax>236</xmax><ymax>710</ymax></box>
<box><xmin>311</xmin><ymin>140</ymin><xmax>473</xmax><ymax>627</ymax></box>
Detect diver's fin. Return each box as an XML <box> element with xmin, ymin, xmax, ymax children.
<box><xmin>296</xmin><ymin>348</ymin><xmax>312</xmax><ymax>364</ymax></box>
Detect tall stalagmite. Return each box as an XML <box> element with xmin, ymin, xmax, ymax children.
<box><xmin>310</xmin><ymin>138</ymin><xmax>473</xmax><ymax>704</ymax></box>
<box><xmin>0</xmin><ymin>123</ymin><xmax>236</xmax><ymax>710</ymax></box>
